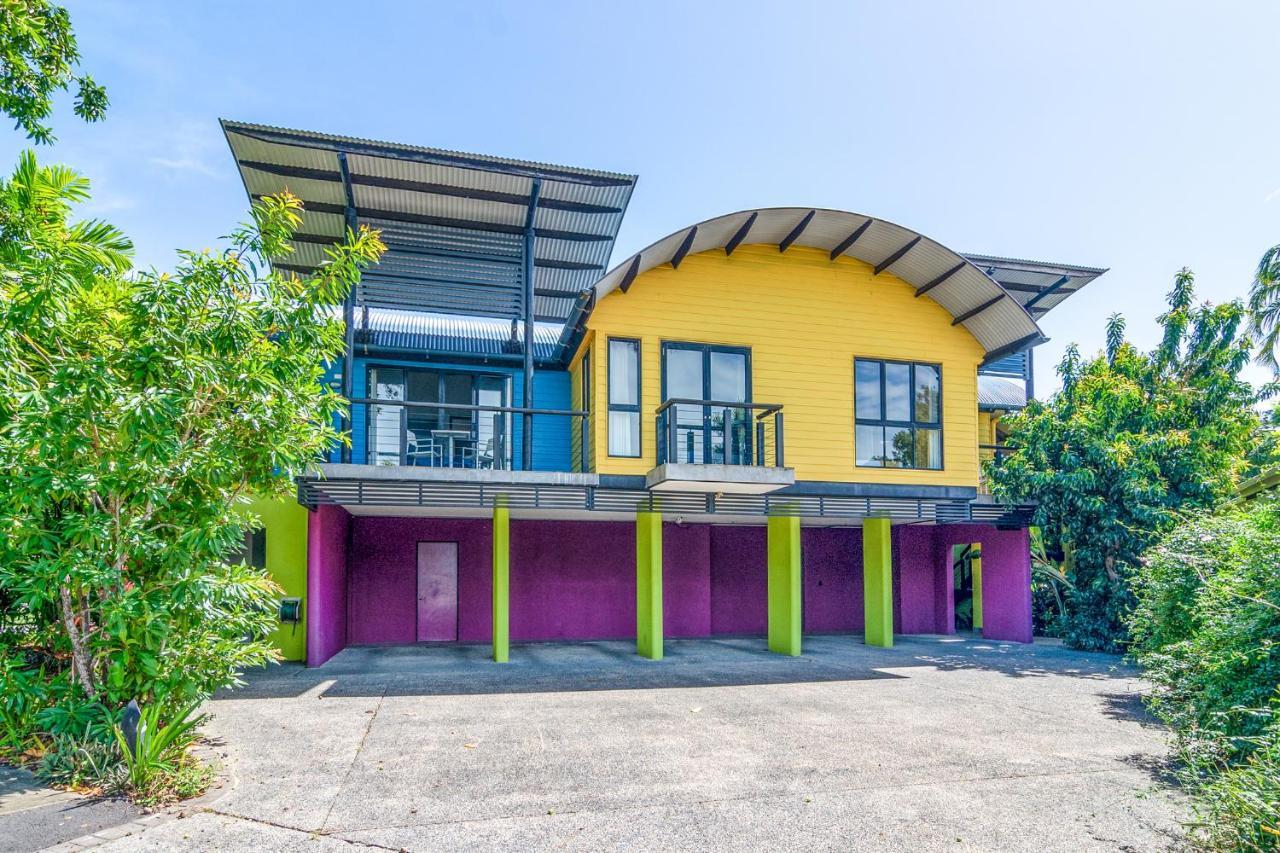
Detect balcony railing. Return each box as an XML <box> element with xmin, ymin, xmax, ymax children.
<box><xmin>338</xmin><ymin>398</ymin><xmax>588</xmax><ymax>471</ymax></box>
<box><xmin>655</xmin><ymin>399</ymin><xmax>784</xmax><ymax>468</ymax></box>
<box><xmin>978</xmin><ymin>443</ymin><xmax>1014</xmax><ymax>494</ymax></box>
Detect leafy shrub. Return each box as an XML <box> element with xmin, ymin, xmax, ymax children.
<box><xmin>1129</xmin><ymin>497</ymin><xmax>1280</xmax><ymax>848</ymax></box>
<box><xmin>1182</xmin><ymin>703</ymin><xmax>1280</xmax><ymax>852</ymax></box>
<box><xmin>113</xmin><ymin>701</ymin><xmax>205</xmax><ymax>796</ymax></box>
<box><xmin>38</xmin><ymin>727</ymin><xmax>120</xmax><ymax>791</ymax></box>
<box><xmin>1130</xmin><ymin>498</ymin><xmax>1280</xmax><ymax>759</ymax></box>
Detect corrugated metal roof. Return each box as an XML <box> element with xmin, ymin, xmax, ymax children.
<box><xmin>351</xmin><ymin>307</ymin><xmax>560</xmax><ymax>362</ymax></box>
<box><xmin>580</xmin><ymin>208</ymin><xmax>1046</xmax><ymax>361</ymax></box>
<box><xmin>978</xmin><ymin>375</ymin><xmax>1028</xmax><ymax>410</ymax></box>
<box><xmin>963</xmin><ymin>253</ymin><xmax>1107</xmax><ymax>318</ymax></box>
<box><xmin>222</xmin><ymin>120</ymin><xmax>637</xmax><ymax>324</ymax></box>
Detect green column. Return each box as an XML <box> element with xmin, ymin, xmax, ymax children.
<box><xmin>767</xmin><ymin>514</ymin><xmax>802</xmax><ymax>656</ymax></box>
<box><xmin>492</xmin><ymin>504</ymin><xmax>510</xmax><ymax>663</ymax></box>
<box><xmin>971</xmin><ymin>546</ymin><xmax>983</xmax><ymax>631</ymax></box>
<box><xmin>863</xmin><ymin>517</ymin><xmax>893</xmax><ymax>647</ymax></box>
<box><xmin>636</xmin><ymin>510</ymin><xmax>663</xmax><ymax>660</ymax></box>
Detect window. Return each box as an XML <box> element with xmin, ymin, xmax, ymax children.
<box><xmin>854</xmin><ymin>359</ymin><xmax>942</xmax><ymax>469</ymax></box>
<box><xmin>661</xmin><ymin>342</ymin><xmax>752</xmax><ymax>464</ymax></box>
<box><xmin>578</xmin><ymin>347</ymin><xmax>591</xmax><ymax>470</ymax></box>
<box><xmin>607</xmin><ymin>339</ymin><xmax>641</xmax><ymax>456</ymax></box>
<box><xmin>227</xmin><ymin>528</ymin><xmax>266</xmax><ymax>568</ymax></box>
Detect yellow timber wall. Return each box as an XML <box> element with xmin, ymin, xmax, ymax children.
<box><xmin>578</xmin><ymin>244</ymin><xmax>986</xmax><ymax>489</ymax></box>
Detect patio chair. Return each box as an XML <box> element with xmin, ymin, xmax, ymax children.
<box><xmin>405</xmin><ymin>431</ymin><xmax>442</xmax><ymax>467</ymax></box>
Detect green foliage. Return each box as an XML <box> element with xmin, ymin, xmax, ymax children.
<box><xmin>113</xmin><ymin>701</ymin><xmax>204</xmax><ymax>796</ymax></box>
<box><xmin>1249</xmin><ymin>243</ymin><xmax>1280</xmax><ymax>373</ymax></box>
<box><xmin>0</xmin><ymin>151</ymin><xmax>383</xmax><ymax>772</ymax></box>
<box><xmin>1131</xmin><ymin>498</ymin><xmax>1280</xmax><ymax>759</ymax></box>
<box><xmin>38</xmin><ymin>726</ymin><xmax>119</xmax><ymax>790</ymax></box>
<box><xmin>0</xmin><ymin>0</ymin><xmax>107</xmax><ymax>143</ymax></box>
<box><xmin>1130</xmin><ymin>500</ymin><xmax>1280</xmax><ymax>849</ymax></box>
<box><xmin>1185</xmin><ymin>707</ymin><xmax>1280</xmax><ymax>852</ymax></box>
<box><xmin>990</xmin><ymin>270</ymin><xmax>1259</xmax><ymax>652</ymax></box>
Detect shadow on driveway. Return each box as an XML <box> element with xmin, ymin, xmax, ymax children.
<box><xmin>217</xmin><ymin>634</ymin><xmax>1140</xmax><ymax>701</ymax></box>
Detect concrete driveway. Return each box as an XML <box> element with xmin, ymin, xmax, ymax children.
<box><xmin>100</xmin><ymin>636</ymin><xmax>1183</xmax><ymax>852</ymax></box>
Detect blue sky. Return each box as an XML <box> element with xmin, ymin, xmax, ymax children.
<box><xmin>6</xmin><ymin>1</ymin><xmax>1279</xmax><ymax>391</ymax></box>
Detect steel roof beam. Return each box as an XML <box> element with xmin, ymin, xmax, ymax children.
<box><xmin>829</xmin><ymin>219</ymin><xmax>873</xmax><ymax>260</ymax></box>
<box><xmin>951</xmin><ymin>294</ymin><xmax>1004</xmax><ymax>326</ymax></box>
<box><xmin>1023</xmin><ymin>274</ymin><xmax>1073</xmax><ymax>310</ymax></box>
<box><xmin>272</xmin><ymin>198</ymin><xmax>611</xmax><ymax>242</ymax></box>
<box><xmin>618</xmin><ymin>256</ymin><xmax>642</xmax><ymax>293</ymax></box>
<box><xmin>670</xmin><ymin>226</ymin><xmax>698</xmax><ymax>269</ymax></box>
<box><xmin>980</xmin><ymin>332</ymin><xmax>1046</xmax><ymax>366</ymax></box>
<box><xmin>725</xmin><ymin>211</ymin><xmax>758</xmax><ymax>256</ymax></box>
<box><xmin>778</xmin><ymin>209</ymin><xmax>815</xmax><ymax>253</ymax></box>
<box><xmin>914</xmin><ymin>261</ymin><xmax>966</xmax><ymax>297</ymax></box>
<box><xmin>874</xmin><ymin>236</ymin><xmax>922</xmax><ymax>275</ymax></box>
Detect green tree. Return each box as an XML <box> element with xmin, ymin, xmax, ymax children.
<box><xmin>989</xmin><ymin>271</ymin><xmax>1259</xmax><ymax>652</ymax></box>
<box><xmin>1249</xmin><ymin>243</ymin><xmax>1280</xmax><ymax>373</ymax></box>
<box><xmin>0</xmin><ymin>152</ymin><xmax>383</xmax><ymax>716</ymax></box>
<box><xmin>0</xmin><ymin>0</ymin><xmax>107</xmax><ymax>143</ymax></box>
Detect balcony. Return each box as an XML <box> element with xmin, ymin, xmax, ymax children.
<box><xmin>647</xmin><ymin>399</ymin><xmax>795</xmax><ymax>494</ymax></box>
<box><xmin>338</xmin><ymin>397</ymin><xmax>587</xmax><ymax>472</ymax></box>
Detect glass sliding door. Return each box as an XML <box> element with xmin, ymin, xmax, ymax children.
<box><xmin>369</xmin><ymin>367</ymin><xmax>406</xmax><ymax>466</ymax></box>
<box><xmin>661</xmin><ymin>343</ymin><xmax>751</xmax><ymax>464</ymax></box>
<box><xmin>366</xmin><ymin>366</ymin><xmax>510</xmax><ymax>468</ymax></box>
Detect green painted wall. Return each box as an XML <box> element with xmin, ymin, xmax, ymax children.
<box><xmin>250</xmin><ymin>495</ymin><xmax>308</xmax><ymax>661</ymax></box>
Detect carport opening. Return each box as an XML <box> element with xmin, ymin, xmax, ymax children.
<box><xmin>952</xmin><ymin>543</ymin><xmax>982</xmax><ymax>633</ymax></box>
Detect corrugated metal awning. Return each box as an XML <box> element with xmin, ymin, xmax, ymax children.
<box><xmin>963</xmin><ymin>254</ymin><xmax>1107</xmax><ymax>319</ymax></box>
<box><xmin>349</xmin><ymin>307</ymin><xmax>561</xmax><ymax>362</ymax></box>
<box><xmin>978</xmin><ymin>375</ymin><xmax>1028</xmax><ymax>410</ymax></box>
<box><xmin>222</xmin><ymin>120</ymin><xmax>637</xmax><ymax>325</ymax></box>
<box><xmin>577</xmin><ymin>208</ymin><xmax>1046</xmax><ymax>362</ymax></box>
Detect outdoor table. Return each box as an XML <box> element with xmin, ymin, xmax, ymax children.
<box><xmin>431</xmin><ymin>429</ymin><xmax>472</xmax><ymax>467</ymax></box>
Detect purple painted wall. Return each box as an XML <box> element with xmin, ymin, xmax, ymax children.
<box><xmin>663</xmin><ymin>523</ymin><xmax>712</xmax><ymax>638</ymax></box>
<box><xmin>898</xmin><ymin>523</ymin><xmax>1034</xmax><ymax>644</ymax></box>
<box><xmin>892</xmin><ymin>525</ymin><xmax>950</xmax><ymax>635</ymax></box>
<box><xmin>306</xmin><ymin>504</ymin><xmax>351</xmax><ymax>667</ymax></box>
<box><xmin>509</xmin><ymin>520</ymin><xmax>635</xmax><ymax>641</ymax></box>
<box><xmin>709</xmin><ymin>526</ymin><xmax>768</xmax><ymax>634</ymax></box>
<box><xmin>348</xmin><ymin>517</ymin><xmax>493</xmax><ymax>645</ymax></box>
<box><xmin>326</xmin><ymin>515</ymin><xmax>1030</xmax><ymax>655</ymax></box>
<box><xmin>803</xmin><ymin>527</ymin><xmax>862</xmax><ymax>633</ymax></box>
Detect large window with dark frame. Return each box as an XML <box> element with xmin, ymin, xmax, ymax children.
<box><xmin>366</xmin><ymin>365</ymin><xmax>511</xmax><ymax>468</ymax></box>
<box><xmin>607</xmin><ymin>338</ymin><xmax>641</xmax><ymax>457</ymax></box>
<box><xmin>854</xmin><ymin>358</ymin><xmax>942</xmax><ymax>469</ymax></box>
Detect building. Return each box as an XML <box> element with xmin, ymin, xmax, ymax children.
<box><xmin>222</xmin><ymin>121</ymin><xmax>1105</xmax><ymax>666</ymax></box>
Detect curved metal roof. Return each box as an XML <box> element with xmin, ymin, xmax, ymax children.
<box><xmin>583</xmin><ymin>208</ymin><xmax>1045</xmax><ymax>361</ymax></box>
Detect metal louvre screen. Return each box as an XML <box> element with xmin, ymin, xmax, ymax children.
<box><xmin>356</xmin><ymin>219</ymin><xmax>525</xmax><ymax>318</ymax></box>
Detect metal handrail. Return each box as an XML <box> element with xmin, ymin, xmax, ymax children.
<box><xmin>346</xmin><ymin>397</ymin><xmax>587</xmax><ymax>418</ymax></box>
<box><xmin>654</xmin><ymin>398</ymin><xmax>782</xmax><ymax>418</ymax></box>
<box><xmin>342</xmin><ymin>397</ymin><xmax>588</xmax><ymax>470</ymax></box>
<box><xmin>655</xmin><ymin>399</ymin><xmax>785</xmax><ymax>467</ymax></box>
